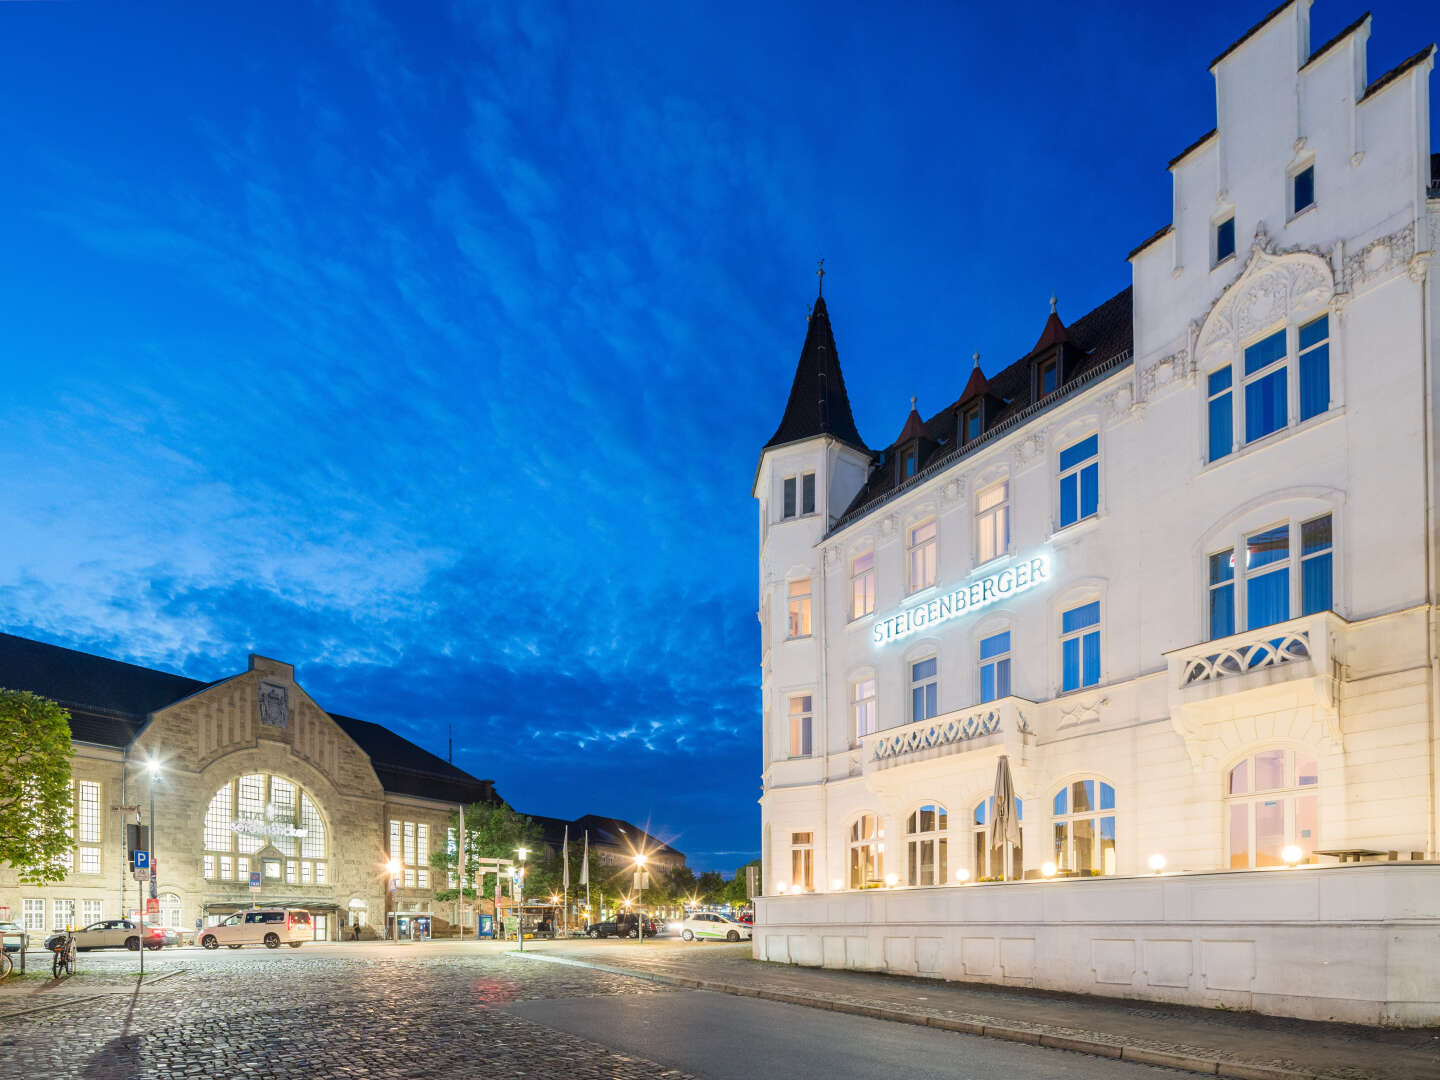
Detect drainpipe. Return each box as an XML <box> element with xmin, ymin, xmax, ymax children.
<box><xmin>819</xmin><ymin>444</ymin><xmax>832</xmax><ymax>896</ymax></box>
<box><xmin>1419</xmin><ymin>250</ymin><xmax>1438</xmax><ymax>859</ymax></box>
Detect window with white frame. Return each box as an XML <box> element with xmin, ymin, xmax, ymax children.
<box><xmin>22</xmin><ymin>898</ymin><xmax>45</xmax><ymax>931</ymax></box>
<box><xmin>1207</xmin><ymin>366</ymin><xmax>1234</xmax><ymax>462</ymax></box>
<box><xmin>237</xmin><ymin>856</ymin><xmax>249</xmax><ymax>881</ymax></box>
<box><xmin>301</xmin><ymin>861</ymin><xmax>312</xmax><ymax>884</ymax></box>
<box><xmin>220</xmin><ymin>855</ymin><xmax>233</xmax><ymax>879</ymax></box>
<box><xmin>1224</xmin><ymin>315</ymin><xmax>1331</xmax><ymax>451</ymax></box>
<box><xmin>1052</xmin><ymin>779</ymin><xmax>1116</xmax><ymax>876</ymax></box>
<box><xmin>403</xmin><ymin>822</ymin><xmax>416</xmax><ymax>866</ymax></box>
<box><xmin>852</xmin><ymin>677</ymin><xmax>876</xmax><ymax>741</ymax></box>
<box><xmin>158</xmin><ymin>893</ymin><xmax>181</xmax><ymax>929</ymax></box>
<box><xmin>286</xmin><ymin>861</ymin><xmax>297</xmax><ymax>884</ymax></box>
<box><xmin>910</xmin><ymin>657</ymin><xmax>938</xmax><ymax>723</ymax></box>
<box><xmin>908</xmin><ymin>520</ymin><xmax>937</xmax><ymax>592</ymax></box>
<box><xmin>1060</xmin><ymin>601</ymin><xmax>1101</xmax><ymax>692</ymax></box>
<box><xmin>1208</xmin><ymin>513</ymin><xmax>1334</xmax><ymax>636</ymax></box>
<box><xmin>782</xmin><ymin>476</ymin><xmax>796</xmax><ymax>519</ymax></box>
<box><xmin>1208</xmin><ymin>548</ymin><xmax>1236</xmax><ymax>638</ymax></box>
<box><xmin>1246</xmin><ymin>523</ymin><xmax>1291</xmax><ymax>629</ymax></box>
<box><xmin>404</xmin><ymin>868</ymin><xmax>416</xmax><ymax>888</ymax></box>
<box><xmin>851</xmin><ymin>551</ymin><xmax>875</xmax><ymax>618</ymax></box>
<box><xmin>978</xmin><ymin>630</ymin><xmax>1011</xmax><ymax>702</ymax></box>
<box><xmin>972</xmin><ymin>796</ymin><xmax>1023</xmax><ymax>880</ymax></box>
<box><xmin>787</xmin><ymin>578</ymin><xmax>812</xmax><ymax>638</ymax></box>
<box><xmin>1058</xmin><ymin>434</ymin><xmax>1099</xmax><ymax>528</ymax></box>
<box><xmin>782</xmin><ymin>473</ymin><xmax>815</xmax><ymax>519</ymax></box>
<box><xmin>1300</xmin><ymin>515</ymin><xmax>1333</xmax><ymax>615</ymax></box>
<box><xmin>790</xmin><ymin>831</ymin><xmax>814</xmax><ymax>891</ymax></box>
<box><xmin>788</xmin><ymin>694</ymin><xmax>813</xmax><ymax>757</ymax></box>
<box><xmin>976</xmin><ymin>480</ymin><xmax>1009</xmax><ymax>564</ymax></box>
<box><xmin>52</xmin><ymin>898</ymin><xmax>75</xmax><ymax>931</ymax></box>
<box><xmin>1226</xmin><ymin>748</ymin><xmax>1318</xmax><ymax>867</ymax></box>
<box><xmin>905</xmin><ymin>804</ymin><xmax>947</xmax><ymax>886</ymax></box>
<box><xmin>77</xmin><ymin>780</ymin><xmax>100</xmax><ymax>876</ymax></box>
<box><xmin>203</xmin><ymin>854</ymin><xmax>216</xmax><ymax>879</ymax></box>
<box><xmin>81</xmin><ymin>899</ymin><xmax>103</xmax><ymax>925</ymax></box>
<box><xmin>204</xmin><ymin>774</ymin><xmax>325</xmax><ymax>880</ymax></box>
<box><xmin>847</xmin><ymin>814</ymin><xmax>883</xmax><ymax>888</ymax></box>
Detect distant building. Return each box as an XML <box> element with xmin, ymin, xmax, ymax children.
<box><xmin>754</xmin><ymin>2</ymin><xmax>1440</xmax><ymax>1024</ymax></box>
<box><xmin>525</xmin><ymin>812</ymin><xmax>686</xmax><ymax>873</ymax></box>
<box><xmin>0</xmin><ymin>632</ymin><xmax>497</xmax><ymax>939</ymax></box>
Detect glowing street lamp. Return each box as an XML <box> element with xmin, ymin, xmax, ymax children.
<box><xmin>1041</xmin><ymin>861</ymin><xmax>1058</xmax><ymax>879</ymax></box>
<box><xmin>954</xmin><ymin>868</ymin><xmax>971</xmax><ymax>884</ymax></box>
<box><xmin>633</xmin><ymin>852</ymin><xmax>649</xmax><ymax>943</ymax></box>
<box><xmin>1281</xmin><ymin>845</ymin><xmax>1303</xmax><ymax>868</ymax></box>
<box><xmin>883</xmin><ymin>873</ymin><xmax>899</xmax><ymax>888</ymax></box>
<box><xmin>1148</xmin><ymin>854</ymin><xmax>1167</xmax><ymax>874</ymax></box>
<box><xmin>514</xmin><ymin>846</ymin><xmax>528</xmax><ymax>952</ymax></box>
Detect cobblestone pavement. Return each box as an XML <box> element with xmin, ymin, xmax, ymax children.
<box><xmin>0</xmin><ymin>942</ymin><xmax>696</xmax><ymax>1080</ymax></box>
<box><xmin>519</xmin><ymin>939</ymin><xmax>1440</xmax><ymax>1080</ymax></box>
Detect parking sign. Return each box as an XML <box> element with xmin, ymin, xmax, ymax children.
<box><xmin>134</xmin><ymin>850</ymin><xmax>150</xmax><ymax>870</ymax></box>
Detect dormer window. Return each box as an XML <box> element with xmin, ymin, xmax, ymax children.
<box><xmin>1038</xmin><ymin>359</ymin><xmax>1058</xmax><ymax>398</ymax></box>
<box><xmin>903</xmin><ymin>451</ymin><xmax>917</xmax><ymax>478</ymax></box>
<box><xmin>963</xmin><ymin>406</ymin><xmax>982</xmax><ymax>442</ymax></box>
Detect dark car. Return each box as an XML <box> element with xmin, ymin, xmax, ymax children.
<box><xmin>585</xmin><ymin>914</ymin><xmax>657</xmax><ymax>939</ymax></box>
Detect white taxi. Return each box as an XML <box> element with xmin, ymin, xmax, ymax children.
<box><xmin>678</xmin><ymin>912</ymin><xmax>751</xmax><ymax>942</ymax></box>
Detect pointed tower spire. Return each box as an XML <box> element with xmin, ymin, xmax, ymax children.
<box><xmin>764</xmin><ymin>273</ymin><xmax>868</xmax><ymax>454</ymax></box>
<box><xmin>1030</xmin><ymin>295</ymin><xmax>1074</xmax><ymax>354</ymax></box>
<box><xmin>895</xmin><ymin>397</ymin><xmax>926</xmax><ymax>445</ymax></box>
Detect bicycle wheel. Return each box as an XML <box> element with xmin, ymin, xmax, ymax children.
<box><xmin>52</xmin><ymin>949</ymin><xmax>63</xmax><ymax>979</ymax></box>
<box><xmin>64</xmin><ymin>946</ymin><xmax>76</xmax><ymax>976</ymax></box>
<box><xmin>0</xmin><ymin>951</ymin><xmax>13</xmax><ymax>980</ymax></box>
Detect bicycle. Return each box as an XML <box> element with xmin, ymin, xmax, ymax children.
<box><xmin>51</xmin><ymin>929</ymin><xmax>76</xmax><ymax>979</ymax></box>
<box><xmin>0</xmin><ymin>948</ymin><xmax>13</xmax><ymax>981</ymax></box>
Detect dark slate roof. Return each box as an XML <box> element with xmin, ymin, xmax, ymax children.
<box><xmin>763</xmin><ymin>295</ymin><xmax>869</xmax><ymax>456</ymax></box>
<box><xmin>833</xmin><ymin>288</ymin><xmax>1133</xmax><ymax>532</ymax></box>
<box><xmin>1168</xmin><ymin>130</ymin><xmax>1217</xmax><ymax>170</ymax></box>
<box><xmin>1300</xmin><ymin>12</ymin><xmax>1371</xmax><ymax>72</ymax></box>
<box><xmin>520</xmin><ymin>811</ymin><xmax>683</xmax><ymax>859</ymax></box>
<box><xmin>1127</xmin><ymin>224</ymin><xmax>1174</xmax><ymax>262</ymax></box>
<box><xmin>1360</xmin><ymin>44</ymin><xmax>1435</xmax><ymax>103</ymax></box>
<box><xmin>0</xmin><ymin>631</ymin><xmax>493</xmax><ymax>804</ymax></box>
<box><xmin>1210</xmin><ymin>1</ymin><xmax>1294</xmax><ymax>70</ymax></box>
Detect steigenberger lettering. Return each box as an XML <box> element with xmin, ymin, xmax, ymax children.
<box><xmin>872</xmin><ymin>554</ymin><xmax>1050</xmax><ymax>646</ymax></box>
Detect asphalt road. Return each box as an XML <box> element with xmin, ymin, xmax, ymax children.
<box><xmin>501</xmin><ymin>987</ymin><xmax>1180</xmax><ymax>1080</ymax></box>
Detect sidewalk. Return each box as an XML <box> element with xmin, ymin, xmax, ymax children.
<box><xmin>516</xmin><ymin>940</ymin><xmax>1440</xmax><ymax>1080</ymax></box>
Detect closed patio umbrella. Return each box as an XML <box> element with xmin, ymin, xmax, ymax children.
<box><xmin>987</xmin><ymin>754</ymin><xmax>1022</xmax><ymax>881</ymax></box>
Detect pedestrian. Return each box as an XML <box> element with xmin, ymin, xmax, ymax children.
<box><xmin>353</xmin><ymin>919</ymin><xmax>362</xmax><ymax>942</ymax></box>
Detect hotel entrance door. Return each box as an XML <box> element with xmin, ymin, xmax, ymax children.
<box><xmin>313</xmin><ymin>914</ymin><xmax>328</xmax><ymax>941</ymax></box>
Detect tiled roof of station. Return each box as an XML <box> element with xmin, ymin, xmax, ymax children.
<box><xmin>831</xmin><ymin>287</ymin><xmax>1133</xmax><ymax>534</ymax></box>
<box><xmin>523</xmin><ymin>811</ymin><xmax>684</xmax><ymax>860</ymax></box>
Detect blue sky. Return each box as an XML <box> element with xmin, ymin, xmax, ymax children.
<box><xmin>0</xmin><ymin>1</ymin><xmax>1432</xmax><ymax>871</ymax></box>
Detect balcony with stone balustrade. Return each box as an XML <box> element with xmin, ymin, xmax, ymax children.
<box><xmin>860</xmin><ymin>697</ymin><xmax>1036</xmax><ymax>784</ymax></box>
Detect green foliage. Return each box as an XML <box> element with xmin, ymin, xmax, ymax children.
<box><xmin>0</xmin><ymin>689</ymin><xmax>74</xmax><ymax>885</ymax></box>
<box><xmin>721</xmin><ymin>858</ymin><xmax>759</xmax><ymax>904</ymax></box>
<box><xmin>695</xmin><ymin>870</ymin><xmax>726</xmax><ymax>902</ymax></box>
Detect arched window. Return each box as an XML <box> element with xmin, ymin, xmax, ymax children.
<box><xmin>157</xmin><ymin>892</ymin><xmax>182</xmax><ymax>930</ymax></box>
<box><xmin>1225</xmin><ymin>748</ymin><xmax>1318</xmax><ymax>867</ymax></box>
<box><xmin>905</xmin><ymin>804</ymin><xmax>947</xmax><ymax>885</ymax></box>
<box><xmin>1052</xmin><ymin>779</ymin><xmax>1116</xmax><ymax>876</ymax></box>
<box><xmin>972</xmin><ymin>796</ymin><xmax>1023</xmax><ymax>880</ymax></box>
<box><xmin>201</xmin><ymin>774</ymin><xmax>327</xmax><ymax>881</ymax></box>
<box><xmin>848</xmin><ymin>814</ymin><xmax>883</xmax><ymax>888</ymax></box>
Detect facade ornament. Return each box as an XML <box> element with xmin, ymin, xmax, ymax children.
<box><xmin>941</xmin><ymin>477</ymin><xmax>965</xmax><ymax>506</ymax></box>
<box><xmin>1342</xmin><ymin>225</ymin><xmax>1416</xmax><ymax>292</ymax></box>
<box><xmin>823</xmin><ymin>545</ymin><xmax>842</xmax><ymax>570</ymax></box>
<box><xmin>1196</xmin><ymin>246</ymin><xmax>1334</xmax><ymax>371</ymax></box>
<box><xmin>1012</xmin><ymin>430</ymin><xmax>1046</xmax><ymax>473</ymax></box>
<box><xmin>1409</xmin><ymin>251</ymin><xmax>1431</xmax><ymax>284</ymax></box>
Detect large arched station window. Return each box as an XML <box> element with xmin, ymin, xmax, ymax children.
<box><xmin>202</xmin><ymin>773</ymin><xmax>328</xmax><ymax>885</ymax></box>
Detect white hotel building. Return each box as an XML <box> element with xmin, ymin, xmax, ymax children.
<box><xmin>753</xmin><ymin>2</ymin><xmax>1440</xmax><ymax>1023</ymax></box>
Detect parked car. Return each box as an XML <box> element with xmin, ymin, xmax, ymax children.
<box><xmin>585</xmin><ymin>914</ymin><xmax>657</xmax><ymax>939</ymax></box>
<box><xmin>197</xmin><ymin>909</ymin><xmax>312</xmax><ymax>950</ymax></box>
<box><xmin>678</xmin><ymin>912</ymin><xmax>751</xmax><ymax>942</ymax></box>
<box><xmin>42</xmin><ymin>920</ymin><xmax>166</xmax><ymax>952</ymax></box>
<box><xmin>0</xmin><ymin>920</ymin><xmax>27</xmax><ymax>952</ymax></box>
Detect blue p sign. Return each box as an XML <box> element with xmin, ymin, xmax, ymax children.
<box><xmin>134</xmin><ymin>850</ymin><xmax>150</xmax><ymax>869</ymax></box>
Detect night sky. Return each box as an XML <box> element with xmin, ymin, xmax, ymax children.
<box><xmin>1</xmin><ymin>2</ymin><xmax>1432</xmax><ymax>870</ymax></box>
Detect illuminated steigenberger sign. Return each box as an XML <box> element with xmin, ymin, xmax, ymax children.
<box><xmin>872</xmin><ymin>553</ymin><xmax>1051</xmax><ymax>646</ymax></box>
<box><xmin>231</xmin><ymin>801</ymin><xmax>307</xmax><ymax>840</ymax></box>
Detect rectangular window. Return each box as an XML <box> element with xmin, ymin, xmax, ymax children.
<box><xmin>978</xmin><ymin>631</ymin><xmax>1011</xmax><ymax>702</ymax></box>
<box><xmin>1061</xmin><ymin>601</ymin><xmax>1101</xmax><ymax>692</ymax></box>
<box><xmin>203</xmin><ymin>854</ymin><xmax>216</xmax><ymax>879</ymax></box>
<box><xmin>1246</xmin><ymin>524</ymin><xmax>1290</xmax><ymax>628</ymax></box>
<box><xmin>52</xmin><ymin>899</ymin><xmax>75</xmax><ymax>931</ymax></box>
<box><xmin>903</xmin><ymin>451</ymin><xmax>917</xmax><ymax>478</ymax></box>
<box><xmin>788</xmin><ymin>695</ymin><xmax>813</xmax><ymax>757</ymax></box>
<box><xmin>237</xmin><ymin>774</ymin><xmax>264</xmax><ymax>855</ymax></box>
<box><xmin>908</xmin><ymin>520</ymin><xmax>937</xmax><ymax>592</ymax></box>
<box><xmin>1293</xmin><ymin>165</ymin><xmax>1315</xmax><ymax>214</ymax></box>
<box><xmin>301</xmin><ymin>861</ymin><xmax>312</xmax><ymax>884</ymax></box>
<box><xmin>787</xmin><ymin>579</ymin><xmax>812</xmax><ymax>638</ymax></box>
<box><xmin>976</xmin><ymin>481</ymin><xmax>1009</xmax><ymax>564</ymax></box>
<box><xmin>1038</xmin><ymin>359</ymin><xmax>1057</xmax><ymax>397</ymax></box>
<box><xmin>964</xmin><ymin>407</ymin><xmax>982</xmax><ymax>442</ymax></box>
<box><xmin>404</xmin><ymin>868</ymin><xmax>416</xmax><ymax>888</ymax></box>
<box><xmin>77</xmin><ymin>780</ymin><xmax>100</xmax><ymax>843</ymax></box>
<box><xmin>403</xmin><ymin>822</ymin><xmax>416</xmax><ymax>866</ymax></box>
<box><xmin>79</xmin><ymin>848</ymin><xmax>99</xmax><ymax>874</ymax></box>
<box><xmin>801</xmin><ymin>472</ymin><xmax>816</xmax><ymax>515</ymax></box>
<box><xmin>782</xmin><ymin>476</ymin><xmax>796</xmax><ymax>519</ymax></box>
<box><xmin>389</xmin><ymin>820</ymin><xmax>401</xmax><ymax>859</ymax></box>
<box><xmin>1209</xmin><ymin>549</ymin><xmax>1236</xmax><ymax>639</ymax></box>
<box><xmin>220</xmin><ymin>855</ymin><xmax>233</xmax><ymax>879</ymax></box>
<box><xmin>1216</xmin><ymin>215</ymin><xmax>1236</xmax><ymax>262</ymax></box>
<box><xmin>1298</xmin><ymin>315</ymin><xmax>1329</xmax><ymax>421</ymax></box>
<box><xmin>910</xmin><ymin>657</ymin><xmax>939</xmax><ymax>722</ymax></box>
<box><xmin>418</xmin><ymin>869</ymin><xmax>429</xmax><ymax>889</ymax></box>
<box><xmin>286</xmin><ymin>861</ymin><xmax>297</xmax><ymax>884</ymax></box>
<box><xmin>852</xmin><ymin>677</ymin><xmax>876</xmax><ymax>740</ymax></box>
<box><xmin>315</xmin><ymin>862</ymin><xmax>326</xmax><ymax>884</ymax></box>
<box><xmin>22</xmin><ymin>899</ymin><xmax>44</xmax><ymax>932</ymax></box>
<box><xmin>204</xmin><ymin>783</ymin><xmax>232</xmax><ymax>851</ymax></box>
<box><xmin>1058</xmin><ymin>435</ymin><xmax>1099</xmax><ymax>527</ymax></box>
<box><xmin>417</xmin><ymin>823</ymin><xmax>429</xmax><ymax>866</ymax></box>
<box><xmin>790</xmin><ymin>832</ymin><xmax>814</xmax><ymax>891</ymax></box>
<box><xmin>1207</xmin><ymin>367</ymin><xmax>1233</xmax><ymax>462</ymax></box>
<box><xmin>82</xmin><ymin>899</ymin><xmax>102</xmax><ymax>925</ymax></box>
<box><xmin>851</xmin><ymin>551</ymin><xmax>875</xmax><ymax>618</ymax></box>
<box><xmin>1244</xmin><ymin>329</ymin><xmax>1287</xmax><ymax>443</ymax></box>
<box><xmin>1301</xmin><ymin>514</ymin><xmax>1333</xmax><ymax>615</ymax></box>
<box><xmin>237</xmin><ymin>857</ymin><xmax>249</xmax><ymax>880</ymax></box>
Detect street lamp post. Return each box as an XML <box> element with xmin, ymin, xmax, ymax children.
<box><xmin>140</xmin><ymin>759</ymin><xmax>161</xmax><ymax>979</ymax></box>
<box><xmin>515</xmin><ymin>847</ymin><xmax>527</xmax><ymax>952</ymax></box>
<box><xmin>633</xmin><ymin>853</ymin><xmax>648</xmax><ymax>945</ymax></box>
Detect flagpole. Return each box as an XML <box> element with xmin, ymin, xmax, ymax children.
<box><xmin>561</xmin><ymin>825</ymin><xmax>570</xmax><ymax>935</ymax></box>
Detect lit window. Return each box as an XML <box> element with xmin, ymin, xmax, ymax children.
<box><xmin>910</xmin><ymin>657</ymin><xmax>938</xmax><ymax>722</ymax></box>
<box><xmin>972</xmin><ymin>796</ymin><xmax>1023</xmax><ymax>880</ymax></box>
<box><xmin>264</xmin><ymin>859</ymin><xmax>282</xmax><ymax>879</ymax></box>
<box><xmin>906</xmin><ymin>804</ymin><xmax>947</xmax><ymax>886</ymax></box>
<box><xmin>1215</xmin><ymin>215</ymin><xmax>1236</xmax><ymax>263</ymax></box>
<box><xmin>1058</xmin><ymin>435</ymin><xmax>1098</xmax><ymax>527</ymax></box>
<box><xmin>301</xmin><ymin>861</ymin><xmax>312</xmax><ymax>884</ymax></box>
<box><xmin>417</xmin><ymin>824</ymin><xmax>429</xmax><ymax>867</ymax></box>
<box><xmin>237</xmin><ymin>774</ymin><xmax>264</xmax><ymax>855</ymax></box>
<box><xmin>1207</xmin><ymin>366</ymin><xmax>1233</xmax><ymax>462</ymax></box>
<box><xmin>788</xmin><ymin>578</ymin><xmax>812</xmax><ymax>637</ymax></box>
<box><xmin>1052</xmin><ymin>780</ymin><xmax>1116</xmax><ymax>876</ymax></box>
<box><xmin>908</xmin><ymin>520</ymin><xmax>937</xmax><ymax>592</ymax></box>
<box><xmin>404</xmin><ymin>868</ymin><xmax>416</xmax><ymax>889</ymax></box>
<box><xmin>851</xmin><ymin>551</ymin><xmax>876</xmax><ymax>618</ymax></box>
<box><xmin>269</xmin><ymin>778</ymin><xmax>297</xmax><ymax>856</ymax></box>
<box><xmin>79</xmin><ymin>848</ymin><xmax>99</xmax><ymax>874</ymax></box>
<box><xmin>1038</xmin><ymin>359</ymin><xmax>1058</xmax><ymax>397</ymax></box>
<box><xmin>847</xmin><ymin>814</ymin><xmax>883</xmax><ymax>888</ymax></box>
<box><xmin>204</xmin><ymin>785</ymin><xmax>232</xmax><ymax>851</ymax></box>
<box><xmin>978</xmin><ymin>631</ymin><xmax>1011</xmax><ymax>702</ymax></box>
<box><xmin>976</xmin><ymin>480</ymin><xmax>1009</xmax><ymax>564</ymax></box>
<box><xmin>1293</xmin><ymin>165</ymin><xmax>1315</xmax><ymax>214</ymax></box>
<box><xmin>1298</xmin><ymin>315</ymin><xmax>1329</xmax><ymax>422</ymax></box>
<box><xmin>801</xmin><ymin>473</ymin><xmax>816</xmax><ymax>515</ymax></box>
<box><xmin>1245</xmin><ymin>524</ymin><xmax>1290</xmax><ymax>629</ymax></box>
<box><xmin>852</xmin><ymin>677</ymin><xmax>876</xmax><ymax>740</ymax></box>
<box><xmin>1209</xmin><ymin>549</ymin><xmax>1236</xmax><ymax>639</ymax></box>
<box><xmin>788</xmin><ymin>694</ymin><xmax>813</xmax><ymax>757</ymax></box>
<box><xmin>300</xmin><ymin>794</ymin><xmax>325</xmax><ymax>859</ymax></box>
<box><xmin>237</xmin><ymin>857</ymin><xmax>249</xmax><ymax>880</ymax></box>
<box><xmin>403</xmin><ymin>822</ymin><xmax>416</xmax><ymax>867</ymax></box>
<box><xmin>203</xmin><ymin>854</ymin><xmax>216</xmax><ymax>879</ymax></box>
<box><xmin>1300</xmin><ymin>515</ymin><xmax>1333</xmax><ymax>615</ymax></box>
<box><xmin>390</xmin><ymin>820</ymin><xmax>401</xmax><ymax>860</ymax></box>
<box><xmin>790</xmin><ymin>832</ymin><xmax>814</xmax><ymax>892</ymax></box>
<box><xmin>286</xmin><ymin>861</ymin><xmax>297</xmax><ymax>884</ymax></box>
<box><xmin>78</xmin><ymin>781</ymin><xmax>100</xmax><ymax>843</ymax></box>
<box><xmin>1226</xmin><ymin>749</ymin><xmax>1318</xmax><ymax>867</ymax></box>
<box><xmin>315</xmin><ymin>862</ymin><xmax>326</xmax><ymax>884</ymax></box>
<box><xmin>220</xmin><ymin>855</ymin><xmax>232</xmax><ymax>879</ymax></box>
<box><xmin>1061</xmin><ymin>601</ymin><xmax>1101</xmax><ymax>692</ymax></box>
<box><xmin>1243</xmin><ymin>330</ymin><xmax>1287</xmax><ymax>443</ymax></box>
<box><xmin>782</xmin><ymin>476</ymin><xmax>796</xmax><ymax>519</ymax></box>
<box><xmin>157</xmin><ymin>893</ymin><xmax>181</xmax><ymax>930</ymax></box>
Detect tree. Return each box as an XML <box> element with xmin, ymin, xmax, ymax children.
<box><xmin>0</xmin><ymin>689</ymin><xmax>73</xmax><ymax>884</ymax></box>
<box><xmin>722</xmin><ymin>859</ymin><xmax>759</xmax><ymax>905</ymax></box>
<box><xmin>695</xmin><ymin>870</ymin><xmax>726</xmax><ymax>903</ymax></box>
<box><xmin>431</xmin><ymin>802</ymin><xmax>545</xmax><ymax>902</ymax></box>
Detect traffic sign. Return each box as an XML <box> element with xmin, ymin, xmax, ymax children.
<box><xmin>132</xmin><ymin>867</ymin><xmax>151</xmax><ymax>881</ymax></box>
<box><xmin>133</xmin><ymin>850</ymin><xmax>150</xmax><ymax>870</ymax></box>
<box><xmin>111</xmin><ymin>804</ymin><xmax>140</xmax><ymax>814</ymax></box>
<box><xmin>249</xmin><ymin>871</ymin><xmax>262</xmax><ymax>889</ymax></box>
<box><xmin>146</xmin><ymin>898</ymin><xmax>159</xmax><ymax>915</ymax></box>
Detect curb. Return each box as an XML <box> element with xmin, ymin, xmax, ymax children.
<box><xmin>0</xmin><ymin>968</ymin><xmax>188</xmax><ymax>1020</ymax></box>
<box><xmin>511</xmin><ymin>951</ymin><xmax>1318</xmax><ymax>1080</ymax></box>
